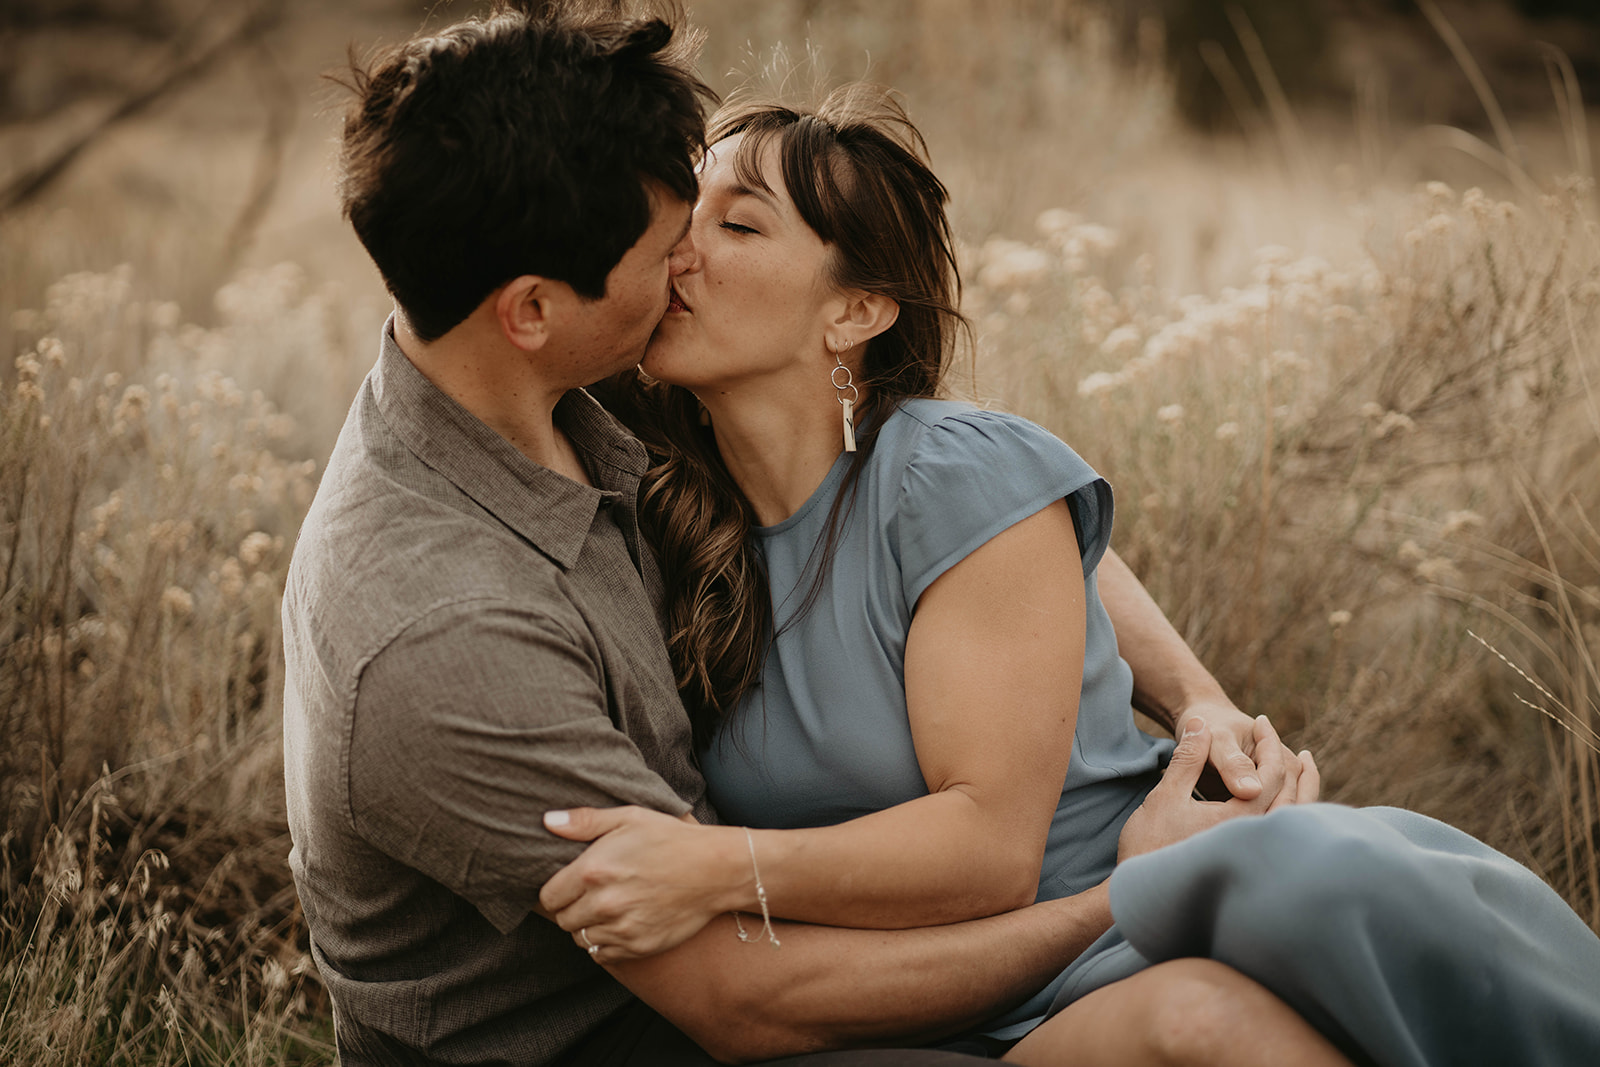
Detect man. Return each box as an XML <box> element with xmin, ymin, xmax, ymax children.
<box><xmin>282</xmin><ymin>3</ymin><xmax>1312</xmax><ymax>1064</ymax></box>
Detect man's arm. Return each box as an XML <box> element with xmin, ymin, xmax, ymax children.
<box><xmin>1097</xmin><ymin>548</ymin><xmax>1312</xmax><ymax>801</ymax></box>
<box><xmin>602</xmin><ymin>887</ymin><xmax>1113</xmax><ymax>1062</ymax></box>
<box><xmin>597</xmin><ymin>719</ymin><xmax>1240</xmax><ymax>1064</ymax></box>
<box><xmin>350</xmin><ymin>599</ymin><xmax>699</xmax><ymax>930</ymax></box>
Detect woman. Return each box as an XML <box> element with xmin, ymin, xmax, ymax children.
<box><xmin>546</xmin><ymin>86</ymin><xmax>1600</xmax><ymax>1065</ymax></box>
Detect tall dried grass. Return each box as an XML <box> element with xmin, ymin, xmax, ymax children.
<box><xmin>1</xmin><ymin>267</ymin><xmax>339</xmax><ymax>1062</ymax></box>
<box><xmin>1</xmin><ymin>1</ymin><xmax>1597</xmax><ymax>1062</ymax></box>
<box><xmin>969</xmin><ymin>177</ymin><xmax>1600</xmax><ymax>925</ymax></box>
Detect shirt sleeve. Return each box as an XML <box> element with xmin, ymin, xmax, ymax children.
<box><xmin>347</xmin><ymin>597</ymin><xmax>694</xmax><ymax>935</ymax></box>
<box><xmin>894</xmin><ymin>408</ymin><xmax>1114</xmax><ymax>608</ymax></box>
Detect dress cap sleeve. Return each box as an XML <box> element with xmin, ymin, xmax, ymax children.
<box><xmin>895</xmin><ymin>407</ymin><xmax>1113</xmax><ymax>607</ymax></box>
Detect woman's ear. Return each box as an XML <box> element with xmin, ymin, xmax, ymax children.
<box><xmin>833</xmin><ymin>291</ymin><xmax>900</xmax><ymax>351</ymax></box>
<box><xmin>495</xmin><ymin>276</ymin><xmax>551</xmax><ymax>353</ymax></box>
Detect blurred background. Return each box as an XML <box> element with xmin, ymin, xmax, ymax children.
<box><xmin>2</xmin><ymin>1</ymin><xmax>1598</xmax><ymax>1062</ymax></box>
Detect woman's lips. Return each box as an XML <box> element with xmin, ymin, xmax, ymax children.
<box><xmin>667</xmin><ymin>286</ymin><xmax>690</xmax><ymax>313</ymax></box>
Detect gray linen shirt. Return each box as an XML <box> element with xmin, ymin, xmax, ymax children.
<box><xmin>282</xmin><ymin>322</ymin><xmax>714</xmax><ymax>1066</ymax></box>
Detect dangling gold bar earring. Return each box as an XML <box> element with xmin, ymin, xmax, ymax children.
<box><xmin>831</xmin><ymin>340</ymin><xmax>858</xmax><ymax>453</ymax></box>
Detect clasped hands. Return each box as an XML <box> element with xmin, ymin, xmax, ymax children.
<box><xmin>539</xmin><ymin>706</ymin><xmax>1319</xmax><ymax>962</ymax></box>
<box><xmin>1117</xmin><ymin>705</ymin><xmax>1319</xmax><ymax>862</ymax></box>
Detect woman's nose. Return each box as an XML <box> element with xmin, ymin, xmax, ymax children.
<box><xmin>669</xmin><ymin>226</ymin><xmax>699</xmax><ymax>275</ymax></box>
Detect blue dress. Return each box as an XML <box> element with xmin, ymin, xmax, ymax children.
<box><xmin>699</xmin><ymin>400</ymin><xmax>1600</xmax><ymax>1062</ymax></box>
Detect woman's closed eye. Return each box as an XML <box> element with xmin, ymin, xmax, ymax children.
<box><xmin>718</xmin><ymin>220</ymin><xmax>759</xmax><ymax>235</ymax></box>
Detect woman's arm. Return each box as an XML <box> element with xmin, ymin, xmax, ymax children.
<box><xmin>1096</xmin><ymin>548</ymin><xmax>1314</xmax><ymax>802</ymax></box>
<box><xmin>540</xmin><ymin>500</ymin><xmax>1086</xmax><ymax>948</ymax></box>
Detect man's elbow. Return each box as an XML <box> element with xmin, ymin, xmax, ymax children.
<box><xmin>671</xmin><ymin>998</ymin><xmax>832</xmax><ymax>1064</ymax></box>
<box><xmin>617</xmin><ymin>964</ymin><xmax>837</xmax><ymax>1064</ymax></box>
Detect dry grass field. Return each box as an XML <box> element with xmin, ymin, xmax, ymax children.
<box><xmin>1</xmin><ymin>0</ymin><xmax>1597</xmax><ymax>1061</ymax></box>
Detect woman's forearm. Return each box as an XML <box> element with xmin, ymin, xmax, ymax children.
<box><xmin>736</xmin><ymin>787</ymin><xmax>1050</xmax><ymax>927</ymax></box>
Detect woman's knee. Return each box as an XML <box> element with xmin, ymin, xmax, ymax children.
<box><xmin>1136</xmin><ymin>959</ymin><xmax>1266</xmax><ymax>1066</ymax></box>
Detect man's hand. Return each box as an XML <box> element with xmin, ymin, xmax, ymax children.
<box><xmin>540</xmin><ymin>807</ymin><xmax>743</xmax><ymax>962</ymax></box>
<box><xmin>1118</xmin><ymin>716</ymin><xmax>1319</xmax><ymax>863</ymax></box>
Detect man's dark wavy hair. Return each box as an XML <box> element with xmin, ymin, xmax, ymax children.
<box><xmin>335</xmin><ymin>1</ymin><xmax>714</xmax><ymax>341</ymax></box>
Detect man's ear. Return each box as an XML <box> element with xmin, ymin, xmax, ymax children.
<box><xmin>494</xmin><ymin>276</ymin><xmax>551</xmax><ymax>353</ymax></box>
<box><xmin>833</xmin><ymin>291</ymin><xmax>900</xmax><ymax>350</ymax></box>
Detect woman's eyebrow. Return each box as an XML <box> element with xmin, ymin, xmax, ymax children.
<box><xmin>730</xmin><ymin>184</ymin><xmax>779</xmax><ymax>211</ymax></box>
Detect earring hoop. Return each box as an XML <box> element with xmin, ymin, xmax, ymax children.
<box><xmin>831</xmin><ymin>340</ymin><xmax>859</xmax><ymax>454</ymax></box>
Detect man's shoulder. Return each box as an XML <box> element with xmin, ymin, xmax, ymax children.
<box><xmin>285</xmin><ymin>392</ymin><xmax>571</xmax><ymax>674</ymax></box>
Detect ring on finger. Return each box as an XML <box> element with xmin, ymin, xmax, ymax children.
<box><xmin>579</xmin><ymin>927</ymin><xmax>599</xmax><ymax>957</ymax></box>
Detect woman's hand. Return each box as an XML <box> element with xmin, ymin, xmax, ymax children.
<box><xmin>1118</xmin><ymin>716</ymin><xmax>1319</xmax><ymax>863</ymax></box>
<box><xmin>1182</xmin><ymin>700</ymin><xmax>1317</xmax><ymax>806</ymax></box>
<box><xmin>539</xmin><ymin>807</ymin><xmax>747</xmax><ymax>962</ymax></box>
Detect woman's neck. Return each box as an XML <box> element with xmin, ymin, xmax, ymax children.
<box><xmin>703</xmin><ymin>383</ymin><xmax>853</xmax><ymax>528</ymax></box>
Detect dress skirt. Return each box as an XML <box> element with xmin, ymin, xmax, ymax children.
<box><xmin>1040</xmin><ymin>804</ymin><xmax>1600</xmax><ymax>1067</ymax></box>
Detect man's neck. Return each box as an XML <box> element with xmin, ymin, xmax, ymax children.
<box><xmin>393</xmin><ymin>312</ymin><xmax>592</xmax><ymax>485</ymax></box>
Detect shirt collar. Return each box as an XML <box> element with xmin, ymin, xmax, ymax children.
<box><xmin>370</xmin><ymin>317</ymin><xmax>647</xmax><ymax>570</ymax></box>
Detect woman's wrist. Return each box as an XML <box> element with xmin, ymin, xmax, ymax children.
<box><xmin>711</xmin><ymin>824</ymin><xmax>763</xmax><ymax>914</ymax></box>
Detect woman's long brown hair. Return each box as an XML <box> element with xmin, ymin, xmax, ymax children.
<box><xmin>608</xmin><ymin>84</ymin><xmax>968</xmax><ymax>750</ymax></box>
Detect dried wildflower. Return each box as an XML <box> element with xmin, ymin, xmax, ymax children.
<box><xmin>114</xmin><ymin>385</ymin><xmax>150</xmax><ymax>424</ymax></box>
<box><xmin>214</xmin><ymin>559</ymin><xmax>246</xmax><ymax>601</ymax></box>
<box><xmin>238</xmin><ymin>531</ymin><xmax>278</xmax><ymax>568</ymax></box>
<box><xmin>1322</xmin><ymin>305</ymin><xmax>1357</xmax><ymax>325</ymax></box>
<box><xmin>1441</xmin><ymin>510</ymin><xmax>1484</xmax><ymax>536</ymax></box>
<box><xmin>1100</xmin><ymin>325</ymin><xmax>1141</xmax><ymax>357</ymax></box>
<box><xmin>1374</xmin><ymin>411</ymin><xmax>1415</xmax><ymax>438</ymax></box>
<box><xmin>1397</xmin><ymin>540</ymin><xmax>1427</xmax><ymax>564</ymax></box>
<box><xmin>1360</xmin><ymin>401</ymin><xmax>1386</xmax><ymax>420</ymax></box>
<box><xmin>1462</xmin><ymin>187</ymin><xmax>1490</xmax><ymax>222</ymax></box>
<box><xmin>1415</xmin><ymin>558</ymin><xmax>1461</xmax><ymax>585</ymax></box>
<box><xmin>1070</xmin><ymin>224</ymin><xmax>1119</xmax><ymax>256</ymax></box>
<box><xmin>978</xmin><ymin>240</ymin><xmax>1053</xmax><ymax>290</ymax></box>
<box><xmin>1283</xmin><ymin>256</ymin><xmax>1330</xmax><ymax>284</ymax></box>
<box><xmin>160</xmin><ymin>587</ymin><xmax>195</xmax><ymax>618</ymax></box>
<box><xmin>1077</xmin><ymin>371</ymin><xmax>1124</xmax><ymax>399</ymax></box>
<box><xmin>262</xmin><ymin>957</ymin><xmax>290</xmax><ymax>994</ymax></box>
<box><xmin>1424</xmin><ymin>213</ymin><xmax>1455</xmax><ymax>237</ymax></box>
<box><xmin>1328</xmin><ymin>610</ymin><xmax>1353</xmax><ymax>629</ymax></box>
<box><xmin>1156</xmin><ymin>404</ymin><xmax>1185</xmax><ymax>425</ymax></box>
<box><xmin>1035</xmin><ymin>208</ymin><xmax>1079</xmax><ymax>237</ymax></box>
<box><xmin>1214</xmin><ymin>421</ymin><xmax>1241</xmax><ymax>442</ymax></box>
<box><xmin>148</xmin><ymin>520</ymin><xmax>193</xmax><ymax>551</ymax></box>
<box><xmin>1425</xmin><ymin>180</ymin><xmax>1455</xmax><ymax>203</ymax></box>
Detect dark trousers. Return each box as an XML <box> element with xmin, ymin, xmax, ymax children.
<box><xmin>559</xmin><ymin>998</ymin><xmax>997</xmax><ymax>1066</ymax></box>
